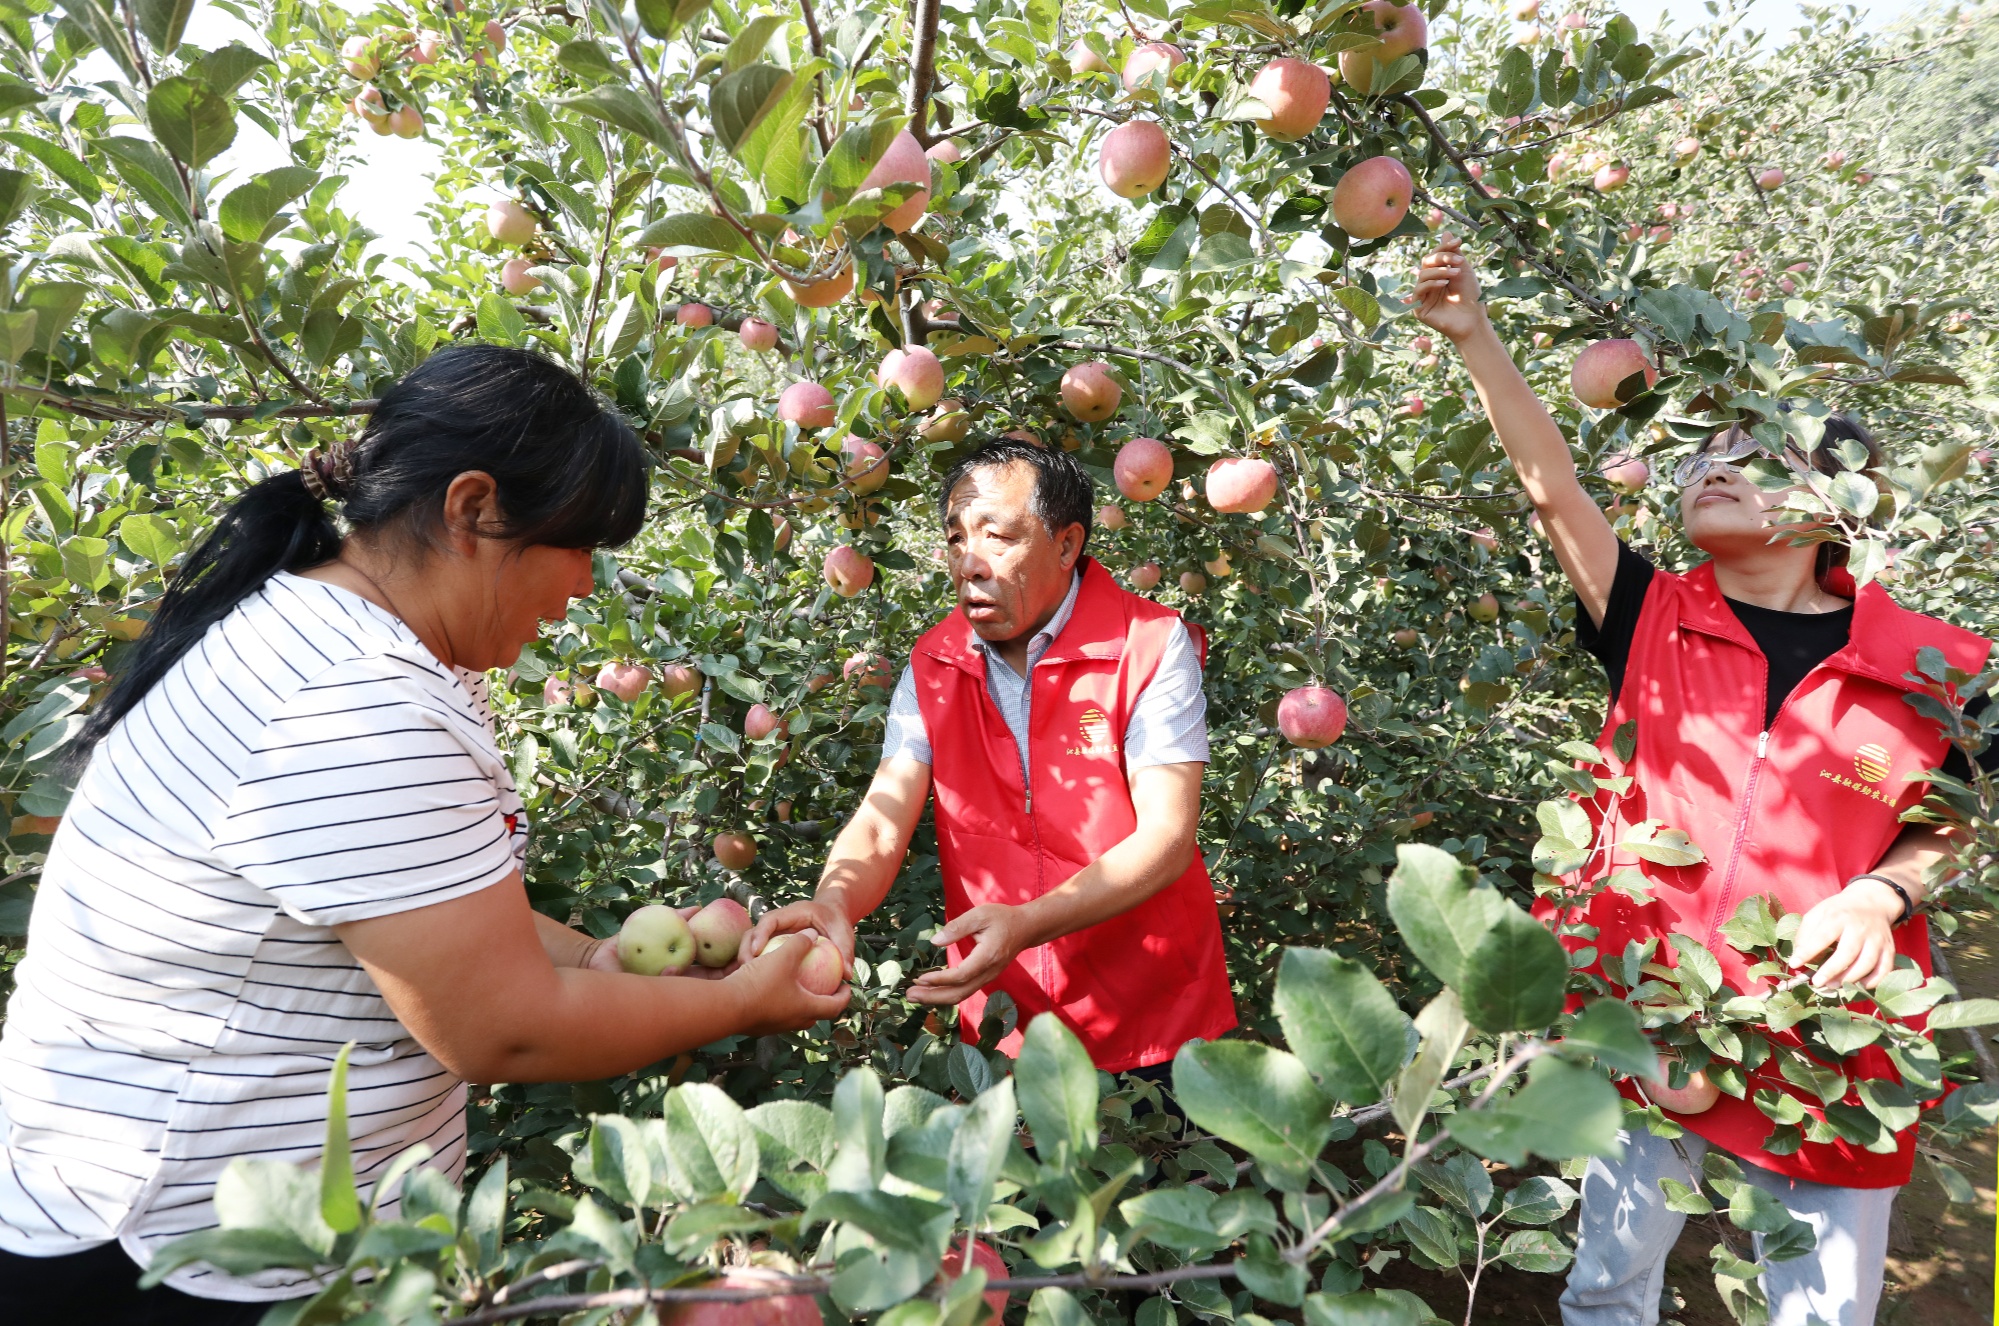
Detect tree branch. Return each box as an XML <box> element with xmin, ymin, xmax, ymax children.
<box><xmin>5</xmin><ymin>385</ymin><xmax>378</xmax><ymax>424</ymax></box>
<box><xmin>905</xmin><ymin>0</ymin><xmax>943</xmax><ymax>144</ymax></box>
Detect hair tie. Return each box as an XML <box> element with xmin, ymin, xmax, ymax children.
<box><xmin>298</xmin><ymin>443</ymin><xmax>356</xmax><ymax>504</ymax></box>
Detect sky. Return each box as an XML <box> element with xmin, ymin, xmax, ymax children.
<box><xmin>119</xmin><ymin>0</ymin><xmax>1928</xmax><ymax>282</ymax></box>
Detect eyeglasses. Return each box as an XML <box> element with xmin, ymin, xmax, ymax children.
<box><xmin>1671</xmin><ymin>428</ymin><xmax>1761</xmax><ymax>487</ymax></box>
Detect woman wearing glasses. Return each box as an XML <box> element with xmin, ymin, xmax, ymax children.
<box><xmin>1414</xmin><ymin>234</ymin><xmax>1992</xmax><ymax>1326</ymax></box>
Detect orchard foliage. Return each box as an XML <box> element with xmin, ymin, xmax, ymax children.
<box><xmin>1</xmin><ymin>0</ymin><xmax>1997</xmax><ymax>1320</ymax></box>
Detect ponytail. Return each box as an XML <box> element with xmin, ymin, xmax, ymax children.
<box><xmin>73</xmin><ymin>344</ymin><xmax>648</xmax><ymax>758</ymax></box>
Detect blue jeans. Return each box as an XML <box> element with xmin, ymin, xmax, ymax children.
<box><xmin>1560</xmin><ymin>1127</ymin><xmax>1898</xmax><ymax>1326</ymax></box>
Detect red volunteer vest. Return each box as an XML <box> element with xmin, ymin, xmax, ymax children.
<box><xmin>1552</xmin><ymin>560</ymin><xmax>1989</xmax><ymax>1186</ymax></box>
<box><xmin>910</xmin><ymin>558</ymin><xmax>1237</xmax><ymax>1071</ymax></box>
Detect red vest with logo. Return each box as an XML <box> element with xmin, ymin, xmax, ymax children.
<box><xmin>910</xmin><ymin>558</ymin><xmax>1237</xmax><ymax>1071</ymax></box>
<box><xmin>1553</xmin><ymin>560</ymin><xmax>1989</xmax><ymax>1186</ymax></box>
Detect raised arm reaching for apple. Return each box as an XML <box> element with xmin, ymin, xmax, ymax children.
<box><xmin>1412</xmin><ymin>233</ymin><xmax>1620</xmax><ymax>625</ymax></box>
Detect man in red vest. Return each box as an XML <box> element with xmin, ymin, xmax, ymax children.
<box><xmin>747</xmin><ymin>440</ymin><xmax>1236</xmax><ymax>1074</ymax></box>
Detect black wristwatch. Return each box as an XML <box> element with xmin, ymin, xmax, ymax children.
<box><xmin>1848</xmin><ymin>872</ymin><xmax>1914</xmax><ymax>927</ymax></box>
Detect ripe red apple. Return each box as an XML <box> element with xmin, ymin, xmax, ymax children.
<box><xmin>744</xmin><ymin>703</ymin><xmax>787</xmax><ymax>741</ymax></box>
<box><xmin>1592</xmin><ymin>163</ymin><xmax>1630</xmax><ymax>193</ymax></box>
<box><xmin>352</xmin><ymin>86</ymin><xmax>391</xmax><ymax>130</ymax></box>
<box><xmin>675</xmin><ymin>303</ymin><xmax>714</xmax><ymax>328</ymax></box>
<box><xmin>1098</xmin><ymin>504</ymin><xmax>1128</xmax><ymax>531</ymax></box>
<box><xmin>921</xmin><ymin>399</ymin><xmax>971</xmax><ymax>443</ymax></box>
<box><xmin>1338</xmin><ymin>0</ymin><xmax>1429</xmax><ymax>96</ymax></box>
<box><xmin>1469</xmin><ymin>592</ymin><xmax>1501</xmax><ymax>623</ymax></box>
<box><xmin>783</xmin><ymin>261</ymin><xmax>856</xmax><ymax>307</ymax></box>
<box><xmin>1392</xmin><ymin>628</ymin><xmax>1419</xmax><ymax>648</ymax></box>
<box><xmin>596</xmin><ymin>662</ymin><xmax>652</xmax><ymax>703</ymax></box>
<box><xmin>1822</xmin><ymin>149</ymin><xmax>1846</xmax><ymax>169</ymax></box>
<box><xmin>1412</xmin><ymin>334</ymin><xmax>1433</xmax><ymax>354</ymax></box>
<box><xmin>1204</xmin><ymin>553</ymin><xmax>1232</xmax><ymax>578</ymax></box>
<box><xmin>1330</xmin><ymin>155</ymin><xmax>1414</xmax><ymax>240</ymax></box>
<box><xmin>1099</xmin><ymin>120</ymin><xmax>1172</xmax><ymax>198</ymax></box>
<box><xmin>1644</xmin><ymin>1064</ymin><xmax>1720</xmax><ymax>1114</ymax></box>
<box><xmin>1471</xmin><ymin>527</ymin><xmax>1498</xmax><ymax>553</ymax></box>
<box><xmin>878</xmin><ymin>346</ymin><xmax>945</xmax><ymax>410</ymax></box>
<box><xmin>1122</xmin><ymin>41</ymin><xmax>1184</xmax><ymax>89</ymax></box>
<box><xmin>942</xmin><ymin>1238</ymin><xmax>1010</xmax><ymax>1318</ymax></box>
<box><xmin>1512</xmin><ymin>0</ymin><xmax>1540</xmax><ymax>16</ymax></box>
<box><xmin>1179</xmin><ymin>570</ymin><xmax>1208</xmax><ymax>596</ymax></box>
<box><xmin>926</xmin><ymin>138</ymin><xmax>963</xmax><ymax>163</ymax></box>
<box><xmin>544</xmin><ymin>675</ymin><xmax>590</xmax><ymax>706</ymax></box>
<box><xmin>486</xmin><ymin>200</ymin><xmax>535</xmax><ymax>245</ymax></box>
<box><xmin>686</xmin><ymin>897</ymin><xmax>753</xmax><ymax>968</ymax></box>
<box><xmin>1060</xmin><ymin>361</ymin><xmax>1121</xmax><ymax>422</ymax></box>
<box><xmin>762</xmin><ymin>933</ymin><xmax>846</xmax><ymax>995</ymax></box>
<box><xmin>1277</xmin><ymin>686</ymin><xmax>1348</xmax><ymax>748</ymax></box>
<box><xmin>778</xmin><ymin>381</ymin><xmax>837</xmax><ymax>429</ymax></box>
<box><xmin>1425</xmin><ymin>206</ymin><xmax>1445</xmax><ymax>228</ymax></box>
<box><xmin>411</xmin><ymin>29</ymin><xmax>444</xmax><ymax>63</ymax></box>
<box><xmin>666</xmin><ymin>1273</ymin><xmax>823</xmax><ymax>1326</ymax></box>
<box><xmin>659</xmin><ymin>664</ymin><xmax>702</xmax><ymax>698</ymax></box>
<box><xmin>341</xmin><ymin>34</ymin><xmax>379</xmax><ymax>79</ymax></box>
<box><xmin>1114</xmin><ymin>437</ymin><xmax>1175</xmax><ymax>502</ymax></box>
<box><xmin>738</xmin><ymin>318</ymin><xmax>778</xmax><ymax>352</ymax></box>
<box><xmin>1130</xmin><ymin>561</ymin><xmax>1163</xmax><ymax>591</ymax></box>
<box><xmin>1672</xmin><ymin>136</ymin><xmax>1701</xmax><ymax>163</ymax></box>
<box><xmin>1558</xmin><ymin>9</ymin><xmax>1585</xmax><ymax>26</ymax></box>
<box><xmin>1248</xmin><ymin>58</ymin><xmax>1330</xmax><ymax>140</ymax></box>
<box><xmin>1404</xmin><ymin>392</ymin><xmax>1425</xmax><ymax>416</ymax></box>
<box><xmin>840</xmin><ymin>436</ymin><xmax>890</xmax><ymax>493</ymax></box>
<box><xmin>1067</xmin><ymin>37</ymin><xmax>1111</xmax><ymax>74</ymax></box>
<box><xmin>1205</xmin><ymin>457</ymin><xmax>1279</xmax><ymax>514</ymax></box>
<box><xmin>500</xmin><ymin>258</ymin><xmax>539</xmax><ymax>295</ymax></box>
<box><xmin>860</xmin><ymin>130</ymin><xmax>931</xmax><ymax>232</ymax></box>
<box><xmin>713</xmin><ymin>832</ymin><xmax>758</xmax><ymax>872</ymax></box>
<box><xmin>823</xmin><ymin>546</ymin><xmax>876</xmax><ymax>597</ymax></box>
<box><xmin>1570</xmin><ymin>338</ymin><xmax>1659</xmax><ymax>409</ymax></box>
<box><xmin>618</xmin><ymin>904</ymin><xmax>697</xmax><ymax>975</ymax></box>
<box><xmin>844</xmin><ymin>652</ymin><xmax>895</xmax><ymax>690</ymax></box>
<box><xmin>1604</xmin><ymin>455</ymin><xmax>1650</xmax><ymax>493</ymax></box>
<box><xmin>389</xmin><ymin>104</ymin><xmax>424</xmax><ymax>138</ymax></box>
<box><xmin>1755</xmin><ymin>167</ymin><xmax>1785</xmax><ymax>190</ymax></box>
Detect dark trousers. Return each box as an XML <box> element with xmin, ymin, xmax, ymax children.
<box><xmin>0</xmin><ymin>1241</ymin><xmax>274</xmax><ymax>1325</ymax></box>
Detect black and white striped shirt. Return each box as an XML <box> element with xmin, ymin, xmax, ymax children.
<box><xmin>0</xmin><ymin>573</ymin><xmax>528</xmax><ymax>1300</ymax></box>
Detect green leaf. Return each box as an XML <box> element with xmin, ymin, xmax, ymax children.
<box><xmin>1619</xmin><ymin>821</ymin><xmax>1705</xmax><ymax>867</ymax></box>
<box><xmin>1120</xmin><ymin>1187</ymin><xmax>1226</xmax><ymax>1254</ymax></box>
<box><xmin>188</xmin><ymin>43</ymin><xmax>272</xmax><ymax>96</ymax></box>
<box><xmin>319</xmin><ymin>1042</ymin><xmax>360</xmax><ymax>1233</ymax></box>
<box><xmin>1457</xmin><ymin>905</ymin><xmax>1568</xmax><ymax>1033</ymax></box>
<box><xmin>634</xmin><ymin>212</ymin><xmax>756</xmax><ymax>260</ymax></box>
<box><xmin>1498</xmin><ymin>1175</ymin><xmax>1578</xmax><ymax>1225</ymax></box>
<box><xmin>97</xmin><ymin>137</ymin><xmax>192</xmax><ymax>228</ymax></box>
<box><xmin>1234</xmin><ymin>1231</ymin><xmax>1307</xmax><ymax>1306</ymax></box>
<box><xmin>476</xmin><ymin>293</ymin><xmax>527</xmax><ymax>346</ymax></box>
<box><xmin>1025</xmin><ymin>1287</ymin><xmax>1089</xmax><ymax>1326</ymax></box>
<box><xmin>0</xmin><ymin>131</ymin><xmax>98</xmax><ymax>203</ymax></box>
<box><xmin>1665</xmin><ymin>934</ymin><xmax>1723</xmax><ymax>999</ymax></box>
<box><xmin>559</xmin><ymin>85</ymin><xmax>677</xmax><ymax>151</ymax></box>
<box><xmin>808</xmin><ymin>1189</ymin><xmax>954</xmax><ymax>1255</ymax></box>
<box><xmin>827</xmin><ymin>1066</ymin><xmax>887</xmax><ymax>1192</ymax></box>
<box><xmin>212</xmin><ymin>1158</ymin><xmax>336</xmax><ymax>1257</ymax></box>
<box><xmin>810</xmin><ymin>117</ymin><xmax>904</xmax><ymax>206</ymax></box>
<box><xmin>1447</xmin><ymin>1058</ymin><xmax>1624</xmax><ymax>1167</ymax></box>
<box><xmin>1393</xmin><ymin>989</ymin><xmax>1468</xmax><ymax>1138</ymax></box>
<box><xmin>1331</xmin><ymin>285</ymin><xmax>1380</xmax><ymax>330</ymax></box>
<box><xmin>1385</xmin><ymin>844</ymin><xmax>1503</xmax><ymax>988</ymax></box>
<box><xmin>1928</xmin><ymin>998</ymin><xmax>1999</xmax><ymax>1030</ymax></box>
<box><xmin>217</xmin><ymin>165</ymin><xmax>319</xmax><ymax>244</ymax></box>
<box><xmin>1014</xmin><ymin>1012</ymin><xmax>1099</xmax><ymax>1162</ymax></box>
<box><xmin>1490</xmin><ymin>45</ymin><xmax>1535</xmax><ymax>117</ymax></box>
<box><xmin>556</xmin><ymin>39</ymin><xmax>621</xmax><ymax>83</ymax></box>
<box><xmin>1272</xmin><ymin>947</ymin><xmax>1413</xmax><ymax>1105</ymax></box>
<box><xmin>1498</xmin><ymin>1227</ymin><xmax>1573</xmax><ymax>1273</ymax></box>
<box><xmin>582</xmin><ymin>1114</ymin><xmax>653</xmax><ymax>1209</ymax></box>
<box><xmin>55</xmin><ymin>0</ymin><xmax>140</xmax><ymax>81</ymax></box>
<box><xmin>146</xmin><ymin>76</ymin><xmax>236</xmax><ymax>169</ymax></box>
<box><xmin>1172</xmin><ymin>1040</ymin><xmax>1334</xmax><ymax>1176</ymax></box>
<box><xmin>1563</xmin><ymin>999</ymin><xmax>1659</xmax><ymax>1078</ymax></box>
<box><xmin>711</xmin><ymin>62</ymin><xmax>792</xmax><ymax>153</ymax></box>
<box><xmin>633</xmin><ymin>0</ymin><xmax>711</xmax><ymax>39</ymax></box>
<box><xmin>135</xmin><ymin>0</ymin><xmax>196</xmax><ymax>53</ymax></box>
<box><xmin>659</xmin><ymin>1083</ymin><xmax>758</xmax><ymax>1202</ymax></box>
<box><xmin>19</xmin><ymin>282</ymin><xmax>88</xmax><ymax>357</ymax></box>
<box><xmin>945</xmin><ymin>1076</ymin><xmax>1014</xmax><ymax>1224</ymax></box>
<box><xmin>1302</xmin><ymin>1289</ymin><xmax>1424</xmax><ymax>1326</ymax></box>
<box><xmin>138</xmin><ymin>1227</ymin><xmax>327</xmax><ymax>1286</ymax></box>
<box><xmin>0</xmin><ymin>75</ymin><xmax>44</xmax><ymax>119</ymax></box>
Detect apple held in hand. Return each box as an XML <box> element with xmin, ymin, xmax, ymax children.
<box><xmin>1331</xmin><ymin>155</ymin><xmax>1414</xmax><ymax>240</ymax></box>
<box><xmin>687</xmin><ymin>897</ymin><xmax>752</xmax><ymax>968</ymax></box>
<box><xmin>1206</xmin><ymin>457</ymin><xmax>1279</xmax><ymax>514</ymax></box>
<box><xmin>778</xmin><ymin>381</ymin><xmax>837</xmax><ymax>428</ymax></box>
<box><xmin>764</xmin><ymin>933</ymin><xmax>847</xmax><ymax>995</ymax></box>
<box><xmin>618</xmin><ymin>904</ymin><xmax>696</xmax><ymax>976</ymax></box>
<box><xmin>1114</xmin><ymin>437</ymin><xmax>1175</xmax><ymax>501</ymax></box>
<box><xmin>823</xmin><ymin>546</ymin><xmax>876</xmax><ymax>597</ymax></box>
<box><xmin>1060</xmin><ymin>361</ymin><xmax>1121</xmax><ymax>422</ymax></box>
<box><xmin>1570</xmin><ymin>338</ymin><xmax>1659</xmax><ymax>409</ymax></box>
<box><xmin>1099</xmin><ymin>120</ymin><xmax>1172</xmax><ymax>199</ymax></box>
<box><xmin>1278</xmin><ymin>686</ymin><xmax>1348</xmax><ymax>748</ymax></box>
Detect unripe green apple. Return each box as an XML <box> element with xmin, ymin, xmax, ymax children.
<box><xmin>618</xmin><ymin>904</ymin><xmax>696</xmax><ymax>975</ymax></box>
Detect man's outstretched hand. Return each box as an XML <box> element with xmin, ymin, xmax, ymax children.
<box><xmin>906</xmin><ymin>903</ymin><xmax>1029</xmax><ymax>1006</ymax></box>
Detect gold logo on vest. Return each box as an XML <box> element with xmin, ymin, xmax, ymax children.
<box><xmin>1818</xmin><ymin>767</ymin><xmax>1894</xmax><ymax>804</ymax></box>
<box><xmin>1853</xmin><ymin>743</ymin><xmax>1891</xmax><ymax>783</ymax></box>
<box><xmin>1068</xmin><ymin>706</ymin><xmax>1119</xmax><ymax>757</ymax></box>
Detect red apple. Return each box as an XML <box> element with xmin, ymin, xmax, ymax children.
<box><xmin>1069</xmin><ymin>38</ymin><xmax>1111</xmax><ymax>74</ymax></box>
<box><xmin>1404</xmin><ymin>392</ymin><xmax>1425</xmax><ymax>416</ymax></box>
<box><xmin>1412</xmin><ymin>334</ymin><xmax>1433</xmax><ymax>354</ymax></box>
<box><xmin>1471</xmin><ymin>527</ymin><xmax>1498</xmax><ymax>553</ymax></box>
<box><xmin>1330</xmin><ymin>155</ymin><xmax>1414</xmax><ymax>240</ymax></box>
<box><xmin>1592</xmin><ymin>163</ymin><xmax>1630</xmax><ymax>193</ymax></box>
<box><xmin>823</xmin><ymin>546</ymin><xmax>876</xmax><ymax>597</ymax></box>
<box><xmin>744</xmin><ymin>703</ymin><xmax>788</xmax><ymax>741</ymax></box>
<box><xmin>738</xmin><ymin>318</ymin><xmax>778</xmax><ymax>352</ymax></box>
<box><xmin>926</xmin><ymin>138</ymin><xmax>963</xmax><ymax>163</ymax></box>
<box><xmin>1570</xmin><ymin>338</ymin><xmax>1659</xmax><ymax>409</ymax></box>
<box><xmin>859</xmin><ymin>130</ymin><xmax>931</xmax><ymax>232</ymax></box>
<box><xmin>1114</xmin><ymin>437</ymin><xmax>1175</xmax><ymax>502</ymax></box>
<box><xmin>1338</xmin><ymin>0</ymin><xmax>1429</xmax><ymax>96</ymax></box>
<box><xmin>666</xmin><ymin>1273</ymin><xmax>822</xmax><ymax>1326</ymax></box>
<box><xmin>1130</xmin><ymin>561</ymin><xmax>1163</xmax><ymax>591</ymax></box>
<box><xmin>783</xmin><ymin>262</ymin><xmax>855</xmax><ymax>307</ymax></box>
<box><xmin>352</xmin><ymin>86</ymin><xmax>391</xmax><ymax>130</ymax></box>
<box><xmin>1643</xmin><ymin>1064</ymin><xmax>1720</xmax><ymax>1115</ymax></box>
<box><xmin>1392</xmin><ymin>628</ymin><xmax>1419</xmax><ymax>648</ymax></box>
<box><xmin>1179</xmin><ymin>570</ymin><xmax>1208</xmax><ymax>596</ymax></box>
<box><xmin>687</xmin><ymin>897</ymin><xmax>753</xmax><ymax>968</ymax></box>
<box><xmin>341</xmin><ymin>35</ymin><xmax>379</xmax><ymax>79</ymax></box>
<box><xmin>1248</xmin><ymin>58</ymin><xmax>1330</xmax><ymax>140</ymax></box>
<box><xmin>1121</xmin><ymin>41</ymin><xmax>1185</xmax><ymax>90</ymax></box>
<box><xmin>844</xmin><ymin>652</ymin><xmax>894</xmax><ymax>690</ymax></box>
<box><xmin>1425</xmin><ymin>206</ymin><xmax>1445</xmax><ymax>228</ymax></box>
<box><xmin>1558</xmin><ymin>9</ymin><xmax>1585</xmax><ymax>26</ymax></box>
<box><xmin>596</xmin><ymin>662</ymin><xmax>652</xmax><ymax>703</ymax></box>
<box><xmin>921</xmin><ymin>399</ymin><xmax>971</xmax><ymax>443</ymax></box>
<box><xmin>1277</xmin><ymin>686</ymin><xmax>1348</xmax><ymax>748</ymax></box>
<box><xmin>943</xmin><ymin>1238</ymin><xmax>1010</xmax><ymax>1318</ymax></box>
<box><xmin>1603</xmin><ymin>455</ymin><xmax>1650</xmax><ymax>493</ymax></box>
<box><xmin>877</xmin><ymin>346</ymin><xmax>945</xmax><ymax>410</ymax></box>
<box><xmin>1469</xmin><ymin>592</ymin><xmax>1501</xmax><ymax>623</ymax></box>
<box><xmin>486</xmin><ymin>200</ymin><xmax>535</xmax><ymax>245</ymax></box>
<box><xmin>1205</xmin><ymin>457</ymin><xmax>1279</xmax><ymax>514</ymax></box>
<box><xmin>388</xmin><ymin>104</ymin><xmax>424</xmax><ymax>138</ymax></box>
<box><xmin>1822</xmin><ymin>149</ymin><xmax>1846</xmax><ymax>169</ymax></box>
<box><xmin>842</xmin><ymin>436</ymin><xmax>889</xmax><ymax>493</ymax></box>
<box><xmin>1672</xmin><ymin>136</ymin><xmax>1701</xmax><ymax>163</ymax></box>
<box><xmin>1060</xmin><ymin>361</ymin><xmax>1121</xmax><ymax>422</ymax></box>
<box><xmin>411</xmin><ymin>29</ymin><xmax>444</xmax><ymax>63</ymax></box>
<box><xmin>660</xmin><ymin>664</ymin><xmax>703</xmax><ymax>698</ymax></box>
<box><xmin>1099</xmin><ymin>120</ymin><xmax>1172</xmax><ymax>198</ymax></box>
<box><xmin>675</xmin><ymin>303</ymin><xmax>714</xmax><ymax>328</ymax></box>
<box><xmin>500</xmin><ymin>258</ymin><xmax>540</xmax><ymax>295</ymax></box>
<box><xmin>1755</xmin><ymin>167</ymin><xmax>1785</xmax><ymax>191</ymax></box>
<box><xmin>1098</xmin><ymin>504</ymin><xmax>1128</xmax><ymax>531</ymax></box>
<box><xmin>713</xmin><ymin>833</ymin><xmax>758</xmax><ymax>872</ymax></box>
<box><xmin>778</xmin><ymin>381</ymin><xmax>837</xmax><ymax>429</ymax></box>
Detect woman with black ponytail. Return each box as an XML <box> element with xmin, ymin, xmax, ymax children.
<box><xmin>0</xmin><ymin>345</ymin><xmax>850</xmax><ymax>1321</ymax></box>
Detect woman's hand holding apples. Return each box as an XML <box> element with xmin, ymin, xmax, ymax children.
<box><xmin>724</xmin><ymin>933</ymin><xmax>853</xmax><ymax>1034</ymax></box>
<box><xmin>744</xmin><ymin>896</ymin><xmax>857</xmax><ymax>971</ymax></box>
<box><xmin>1412</xmin><ymin>233</ymin><xmax>1490</xmax><ymax>345</ymax></box>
